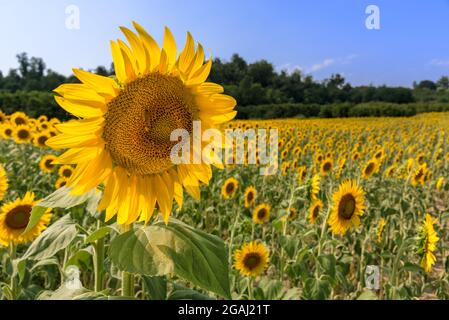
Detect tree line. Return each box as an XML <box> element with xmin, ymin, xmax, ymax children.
<box><xmin>0</xmin><ymin>53</ymin><xmax>448</xmax><ymax>119</ymax></box>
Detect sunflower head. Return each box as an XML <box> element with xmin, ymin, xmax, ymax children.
<box><xmin>234</xmin><ymin>241</ymin><xmax>269</xmax><ymax>277</ymax></box>
<box><xmin>34</xmin><ymin>131</ymin><xmax>50</xmax><ymax>148</ymax></box>
<box><xmin>0</xmin><ymin>164</ymin><xmax>8</xmax><ymax>201</ymax></box>
<box><xmin>308</xmin><ymin>200</ymin><xmax>323</xmax><ymax>224</ymax></box>
<box><xmin>320</xmin><ymin>159</ymin><xmax>333</xmax><ymax>176</ymax></box>
<box><xmin>46</xmin><ymin>22</ymin><xmax>236</xmax><ymax>225</ymax></box>
<box><xmin>362</xmin><ymin>158</ymin><xmax>379</xmax><ymax>179</ymax></box>
<box><xmin>221</xmin><ymin>177</ymin><xmax>239</xmax><ymax>200</ymax></box>
<box><xmin>39</xmin><ymin>154</ymin><xmax>58</xmax><ymax>173</ymax></box>
<box><xmin>10</xmin><ymin>112</ymin><xmax>28</xmax><ymax>127</ymax></box>
<box><xmin>0</xmin><ymin>192</ymin><xmax>52</xmax><ymax>246</ymax></box>
<box><xmin>418</xmin><ymin>214</ymin><xmax>439</xmax><ymax>273</ymax></box>
<box><xmin>1</xmin><ymin>123</ymin><xmax>14</xmax><ymax>139</ymax></box>
<box><xmin>436</xmin><ymin>177</ymin><xmax>445</xmax><ymax>191</ymax></box>
<box><xmin>287</xmin><ymin>207</ymin><xmax>298</xmax><ymax>221</ymax></box>
<box><xmin>55</xmin><ymin>177</ymin><xmax>68</xmax><ymax>189</ymax></box>
<box><xmin>58</xmin><ymin>165</ymin><xmax>74</xmax><ymax>180</ymax></box>
<box><xmin>244</xmin><ymin>186</ymin><xmax>257</xmax><ymax>208</ymax></box>
<box><xmin>328</xmin><ymin>180</ymin><xmax>365</xmax><ymax>235</ymax></box>
<box><xmin>12</xmin><ymin>125</ymin><xmax>33</xmax><ymax>144</ymax></box>
<box><xmin>252</xmin><ymin>203</ymin><xmax>271</xmax><ymax>224</ymax></box>
<box><xmin>308</xmin><ymin>174</ymin><xmax>321</xmax><ymax>201</ymax></box>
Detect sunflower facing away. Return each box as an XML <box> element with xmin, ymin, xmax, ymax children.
<box><xmin>0</xmin><ymin>192</ymin><xmax>52</xmax><ymax>246</ymax></box>
<box><xmin>244</xmin><ymin>186</ymin><xmax>257</xmax><ymax>208</ymax></box>
<box><xmin>234</xmin><ymin>241</ymin><xmax>269</xmax><ymax>277</ymax></box>
<box><xmin>328</xmin><ymin>180</ymin><xmax>365</xmax><ymax>235</ymax></box>
<box><xmin>221</xmin><ymin>177</ymin><xmax>239</xmax><ymax>200</ymax></box>
<box><xmin>287</xmin><ymin>207</ymin><xmax>298</xmax><ymax>221</ymax></box>
<box><xmin>39</xmin><ymin>154</ymin><xmax>58</xmax><ymax>173</ymax></box>
<box><xmin>418</xmin><ymin>214</ymin><xmax>439</xmax><ymax>273</ymax></box>
<box><xmin>0</xmin><ymin>164</ymin><xmax>8</xmax><ymax>201</ymax></box>
<box><xmin>252</xmin><ymin>203</ymin><xmax>271</xmax><ymax>224</ymax></box>
<box><xmin>308</xmin><ymin>174</ymin><xmax>320</xmax><ymax>201</ymax></box>
<box><xmin>308</xmin><ymin>199</ymin><xmax>323</xmax><ymax>224</ymax></box>
<box><xmin>376</xmin><ymin>218</ymin><xmax>386</xmax><ymax>243</ymax></box>
<box><xmin>46</xmin><ymin>22</ymin><xmax>236</xmax><ymax>225</ymax></box>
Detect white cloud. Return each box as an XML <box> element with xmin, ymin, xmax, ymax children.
<box><xmin>278</xmin><ymin>54</ymin><xmax>358</xmax><ymax>75</ymax></box>
<box><xmin>430</xmin><ymin>59</ymin><xmax>449</xmax><ymax>67</ymax></box>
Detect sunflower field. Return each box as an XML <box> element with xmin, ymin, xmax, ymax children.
<box><xmin>1</xmin><ymin>22</ymin><xmax>449</xmax><ymax>301</ymax></box>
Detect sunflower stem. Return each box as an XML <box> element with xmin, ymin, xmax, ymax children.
<box><xmin>247</xmin><ymin>277</ymin><xmax>254</xmax><ymax>300</ymax></box>
<box><xmin>119</xmin><ymin>224</ymin><xmax>135</xmax><ymax>298</ymax></box>
<box><xmin>93</xmin><ymin>220</ymin><xmax>105</xmax><ymax>292</ymax></box>
<box><xmin>9</xmin><ymin>243</ymin><xmax>18</xmax><ymax>300</ymax></box>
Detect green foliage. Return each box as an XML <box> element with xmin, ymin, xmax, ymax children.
<box><xmin>109</xmin><ymin>218</ymin><xmax>231</xmax><ymax>299</ymax></box>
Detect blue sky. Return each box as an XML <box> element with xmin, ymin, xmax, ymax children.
<box><xmin>0</xmin><ymin>0</ymin><xmax>449</xmax><ymax>86</ymax></box>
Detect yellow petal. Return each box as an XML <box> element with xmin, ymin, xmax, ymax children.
<box><xmin>132</xmin><ymin>21</ymin><xmax>161</xmax><ymax>71</ymax></box>
<box><xmin>162</xmin><ymin>26</ymin><xmax>177</xmax><ymax>70</ymax></box>
<box><xmin>72</xmin><ymin>69</ymin><xmax>119</xmax><ymax>98</ymax></box>
<box><xmin>110</xmin><ymin>40</ymin><xmax>127</xmax><ymax>84</ymax></box>
<box><xmin>120</xmin><ymin>26</ymin><xmax>147</xmax><ymax>74</ymax></box>
<box><xmin>178</xmin><ymin>32</ymin><xmax>195</xmax><ymax>74</ymax></box>
<box><xmin>54</xmin><ymin>96</ymin><xmax>105</xmax><ymax>118</ymax></box>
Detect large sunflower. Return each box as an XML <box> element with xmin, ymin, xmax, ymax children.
<box><xmin>328</xmin><ymin>180</ymin><xmax>365</xmax><ymax>235</ymax></box>
<box><xmin>234</xmin><ymin>241</ymin><xmax>269</xmax><ymax>277</ymax></box>
<box><xmin>46</xmin><ymin>22</ymin><xmax>236</xmax><ymax>225</ymax></box>
<box><xmin>0</xmin><ymin>192</ymin><xmax>52</xmax><ymax>246</ymax></box>
<box><xmin>0</xmin><ymin>164</ymin><xmax>8</xmax><ymax>201</ymax></box>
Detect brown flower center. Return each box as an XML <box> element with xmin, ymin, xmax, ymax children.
<box><xmin>5</xmin><ymin>205</ymin><xmax>32</xmax><ymax>230</ymax></box>
<box><xmin>338</xmin><ymin>194</ymin><xmax>356</xmax><ymax>220</ymax></box>
<box><xmin>243</xmin><ymin>253</ymin><xmax>261</xmax><ymax>270</ymax></box>
<box><xmin>103</xmin><ymin>73</ymin><xmax>196</xmax><ymax>175</ymax></box>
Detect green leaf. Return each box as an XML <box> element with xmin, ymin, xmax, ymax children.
<box><xmin>109</xmin><ymin>218</ymin><xmax>231</xmax><ymax>299</ymax></box>
<box><xmin>38</xmin><ymin>285</ymin><xmax>90</xmax><ymax>300</ymax></box>
<box><xmin>142</xmin><ymin>276</ymin><xmax>167</xmax><ymax>300</ymax></box>
<box><xmin>22</xmin><ymin>215</ymin><xmax>78</xmax><ymax>261</ymax></box>
<box><xmin>24</xmin><ymin>187</ymin><xmax>98</xmax><ymax>234</ymax></box>
<box><xmin>168</xmin><ymin>284</ymin><xmax>214</xmax><ymax>300</ymax></box>
<box><xmin>357</xmin><ymin>290</ymin><xmax>378</xmax><ymax>300</ymax></box>
<box><xmin>66</xmin><ymin>248</ymin><xmax>93</xmax><ymax>270</ymax></box>
<box><xmin>85</xmin><ymin>226</ymin><xmax>113</xmax><ymax>244</ymax></box>
<box><xmin>12</xmin><ymin>259</ymin><xmax>27</xmax><ymax>284</ymax></box>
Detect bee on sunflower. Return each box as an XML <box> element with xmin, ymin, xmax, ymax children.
<box><xmin>252</xmin><ymin>203</ymin><xmax>271</xmax><ymax>224</ymax></box>
<box><xmin>417</xmin><ymin>214</ymin><xmax>439</xmax><ymax>273</ymax></box>
<box><xmin>0</xmin><ymin>192</ymin><xmax>52</xmax><ymax>246</ymax></box>
<box><xmin>221</xmin><ymin>177</ymin><xmax>239</xmax><ymax>200</ymax></box>
<box><xmin>234</xmin><ymin>241</ymin><xmax>269</xmax><ymax>277</ymax></box>
<box><xmin>328</xmin><ymin>180</ymin><xmax>365</xmax><ymax>235</ymax></box>
<box><xmin>244</xmin><ymin>186</ymin><xmax>257</xmax><ymax>208</ymax></box>
<box><xmin>46</xmin><ymin>22</ymin><xmax>236</xmax><ymax>225</ymax></box>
